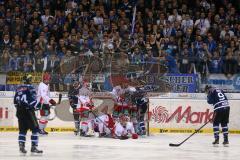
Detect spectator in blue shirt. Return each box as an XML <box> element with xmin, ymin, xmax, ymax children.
<box><xmin>164</xmin><ymin>49</ymin><xmax>178</xmax><ymax>73</ymax></box>
<box><xmin>208</xmin><ymin>50</ymin><xmax>223</xmax><ymax>73</ymax></box>
<box><xmin>9</xmin><ymin>52</ymin><xmax>21</xmax><ymax>71</ymax></box>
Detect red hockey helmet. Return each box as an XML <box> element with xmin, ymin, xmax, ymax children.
<box><xmin>43</xmin><ymin>73</ymin><xmax>51</xmax><ymax>81</ymax></box>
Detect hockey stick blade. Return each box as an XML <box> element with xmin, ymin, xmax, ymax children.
<box><xmin>169</xmin><ymin>143</ymin><xmax>181</xmax><ymax>147</ymax></box>
<box><xmin>169</xmin><ymin>118</ymin><xmax>213</xmax><ymax>147</ymax></box>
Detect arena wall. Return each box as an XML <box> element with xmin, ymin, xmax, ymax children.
<box><xmin>0</xmin><ymin>91</ymin><xmax>239</xmax><ymax>134</ymax></box>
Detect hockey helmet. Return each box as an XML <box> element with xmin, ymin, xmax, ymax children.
<box><xmin>22</xmin><ymin>74</ymin><xmax>33</xmax><ymax>84</ymax></box>
<box><xmin>204</xmin><ymin>85</ymin><xmax>212</xmax><ymax>93</ymax></box>
<box><xmin>119</xmin><ymin>114</ymin><xmax>129</xmax><ymax>122</ymax></box>
<box><xmin>82</xmin><ymin>79</ymin><xmax>91</xmax><ymax>89</ymax></box>
<box><xmin>72</xmin><ymin>79</ymin><xmax>80</xmax><ymax>88</ymax></box>
<box><xmin>43</xmin><ymin>73</ymin><xmax>51</xmax><ymax>81</ymax></box>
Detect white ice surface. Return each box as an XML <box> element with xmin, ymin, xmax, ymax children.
<box><xmin>0</xmin><ymin>133</ymin><xmax>240</xmax><ymax>160</ymax></box>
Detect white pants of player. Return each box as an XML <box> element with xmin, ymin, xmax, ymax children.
<box><xmin>95</xmin><ymin>115</ymin><xmax>111</xmax><ymax>135</ymax></box>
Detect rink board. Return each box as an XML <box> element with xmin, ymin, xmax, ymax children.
<box><xmin>1</xmin><ymin>91</ymin><xmax>240</xmax><ymax>134</ymax></box>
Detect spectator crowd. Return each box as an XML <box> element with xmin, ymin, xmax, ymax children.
<box><xmin>0</xmin><ymin>0</ymin><xmax>240</xmax><ymax>80</ymax></box>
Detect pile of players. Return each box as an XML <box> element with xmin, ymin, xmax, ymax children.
<box><xmin>13</xmin><ymin>73</ymin><xmax>148</xmax><ymax>154</ymax></box>
<box><xmin>68</xmin><ymin>80</ymin><xmax>149</xmax><ymax>140</ymax></box>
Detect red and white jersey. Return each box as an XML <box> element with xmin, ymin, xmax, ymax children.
<box><xmin>77</xmin><ymin>86</ymin><xmax>92</xmax><ymax>108</ymax></box>
<box><xmin>114</xmin><ymin>121</ymin><xmax>135</xmax><ymax>137</ymax></box>
<box><xmin>77</xmin><ymin>95</ymin><xmax>92</xmax><ymax>109</ymax></box>
<box><xmin>111</xmin><ymin>85</ymin><xmax>136</xmax><ymax>105</ymax></box>
<box><xmin>37</xmin><ymin>82</ymin><xmax>50</xmax><ymax>104</ymax></box>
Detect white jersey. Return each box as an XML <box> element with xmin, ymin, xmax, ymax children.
<box><xmin>114</xmin><ymin>121</ymin><xmax>135</xmax><ymax>137</ymax></box>
<box><xmin>37</xmin><ymin>82</ymin><xmax>50</xmax><ymax>104</ymax></box>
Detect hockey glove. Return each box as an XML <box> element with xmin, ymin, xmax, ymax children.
<box><xmin>35</xmin><ymin>103</ymin><xmax>42</xmax><ymax>110</ymax></box>
<box><xmin>49</xmin><ymin>99</ymin><xmax>57</xmax><ymax>106</ymax></box>
<box><xmin>132</xmin><ymin>133</ymin><xmax>138</xmax><ymax>139</ymax></box>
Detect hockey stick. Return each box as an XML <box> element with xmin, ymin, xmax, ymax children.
<box><xmin>147</xmin><ymin>101</ymin><xmax>150</xmax><ymax>136</ymax></box>
<box><xmin>169</xmin><ymin>118</ymin><xmax>212</xmax><ymax>147</ymax></box>
<box><xmin>47</xmin><ymin>93</ymin><xmax>62</xmax><ymax>120</ymax></box>
<box><xmin>57</xmin><ymin>93</ymin><xmax>62</xmax><ymax>104</ymax></box>
<box><xmin>89</xmin><ymin>110</ymin><xmax>115</xmax><ymax>136</ymax></box>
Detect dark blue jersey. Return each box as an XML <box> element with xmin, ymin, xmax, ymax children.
<box><xmin>207</xmin><ymin>88</ymin><xmax>230</xmax><ymax>111</ymax></box>
<box><xmin>14</xmin><ymin>84</ymin><xmax>38</xmax><ymax>110</ymax></box>
<box><xmin>68</xmin><ymin>86</ymin><xmax>80</xmax><ymax>108</ymax></box>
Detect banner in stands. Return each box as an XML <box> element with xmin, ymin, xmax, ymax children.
<box><xmin>200</xmin><ymin>74</ymin><xmax>240</xmax><ymax>92</ymax></box>
<box><xmin>164</xmin><ymin>74</ymin><xmax>198</xmax><ymax>93</ymax></box>
<box><xmin>0</xmin><ymin>73</ymin><xmax>6</xmax><ymax>85</ymax></box>
<box><xmin>6</xmin><ymin>72</ymin><xmax>42</xmax><ymax>85</ymax></box>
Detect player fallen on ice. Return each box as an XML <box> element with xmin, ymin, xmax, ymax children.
<box><xmin>114</xmin><ymin>114</ymin><xmax>138</xmax><ymax>140</ymax></box>
<box><xmin>68</xmin><ymin>79</ymin><xmax>81</xmax><ymax>135</ymax></box>
<box><xmin>14</xmin><ymin>74</ymin><xmax>43</xmax><ymax>154</ymax></box>
<box><xmin>76</xmin><ymin>81</ymin><xmax>95</xmax><ymax>137</ymax></box>
<box><xmin>94</xmin><ymin>106</ymin><xmax>115</xmax><ymax>137</ymax></box>
<box><xmin>37</xmin><ymin>73</ymin><xmax>57</xmax><ymax>135</ymax></box>
<box><xmin>205</xmin><ymin>85</ymin><xmax>230</xmax><ymax>146</ymax></box>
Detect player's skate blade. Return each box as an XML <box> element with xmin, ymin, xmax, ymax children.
<box><xmin>223</xmin><ymin>141</ymin><xmax>229</xmax><ymax>147</ymax></box>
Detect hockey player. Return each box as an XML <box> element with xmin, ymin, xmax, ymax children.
<box><xmin>37</xmin><ymin>73</ymin><xmax>56</xmax><ymax>135</ymax></box>
<box><xmin>76</xmin><ymin>81</ymin><xmax>95</xmax><ymax>136</ymax></box>
<box><xmin>111</xmin><ymin>82</ymin><xmax>136</xmax><ymax>119</ymax></box>
<box><xmin>68</xmin><ymin>79</ymin><xmax>81</xmax><ymax>135</ymax></box>
<box><xmin>14</xmin><ymin>74</ymin><xmax>43</xmax><ymax>154</ymax></box>
<box><xmin>94</xmin><ymin>106</ymin><xmax>115</xmax><ymax>137</ymax></box>
<box><xmin>205</xmin><ymin>85</ymin><xmax>230</xmax><ymax>146</ymax></box>
<box><xmin>114</xmin><ymin>114</ymin><xmax>138</xmax><ymax>139</ymax></box>
<box><xmin>133</xmin><ymin>88</ymin><xmax>148</xmax><ymax>136</ymax></box>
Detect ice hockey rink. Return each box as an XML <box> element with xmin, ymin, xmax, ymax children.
<box><xmin>0</xmin><ymin>133</ymin><xmax>240</xmax><ymax>160</ymax></box>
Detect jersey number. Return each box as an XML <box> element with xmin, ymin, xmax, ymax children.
<box><xmin>16</xmin><ymin>94</ymin><xmax>28</xmax><ymax>104</ymax></box>
<box><xmin>217</xmin><ymin>92</ymin><xmax>225</xmax><ymax>101</ymax></box>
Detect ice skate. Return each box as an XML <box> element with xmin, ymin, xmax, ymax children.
<box><xmin>99</xmin><ymin>132</ymin><xmax>107</xmax><ymax>138</ymax></box>
<box><xmin>31</xmin><ymin>146</ymin><xmax>43</xmax><ymax>154</ymax></box>
<box><xmin>74</xmin><ymin>129</ymin><xmax>79</xmax><ymax>136</ymax></box>
<box><xmin>85</xmin><ymin>129</ymin><xmax>94</xmax><ymax>137</ymax></box>
<box><xmin>212</xmin><ymin>138</ymin><xmax>219</xmax><ymax>146</ymax></box>
<box><xmin>223</xmin><ymin>137</ymin><xmax>229</xmax><ymax>147</ymax></box>
<box><xmin>80</xmin><ymin>129</ymin><xmax>87</xmax><ymax>137</ymax></box>
<box><xmin>39</xmin><ymin>129</ymin><xmax>48</xmax><ymax>135</ymax></box>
